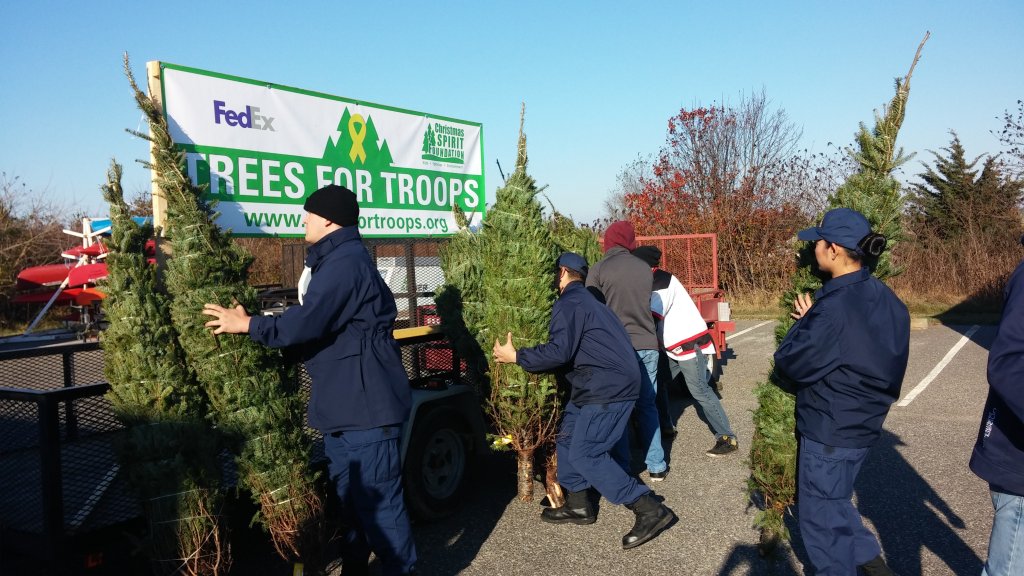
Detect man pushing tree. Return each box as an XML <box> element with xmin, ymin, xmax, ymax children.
<box><xmin>493</xmin><ymin>252</ymin><xmax>675</xmax><ymax>550</ymax></box>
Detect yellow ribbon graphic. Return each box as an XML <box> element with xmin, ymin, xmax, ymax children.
<box><xmin>348</xmin><ymin>113</ymin><xmax>367</xmax><ymax>164</ymax></box>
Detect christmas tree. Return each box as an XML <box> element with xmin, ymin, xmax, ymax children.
<box><xmin>437</xmin><ymin>106</ymin><xmax>569</xmax><ymax>503</ymax></box>
<box><xmin>101</xmin><ymin>160</ymin><xmax>227</xmax><ymax>575</ymax></box>
<box><xmin>124</xmin><ymin>56</ymin><xmax>325</xmax><ymax>567</ymax></box>
<box><xmin>747</xmin><ymin>33</ymin><xmax>928</xmax><ymax>553</ymax></box>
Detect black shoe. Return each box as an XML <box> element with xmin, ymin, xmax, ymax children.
<box><xmin>541</xmin><ymin>489</ymin><xmax>596</xmax><ymax>525</ymax></box>
<box><xmin>648</xmin><ymin>467</ymin><xmax>669</xmax><ymax>482</ymax></box>
<box><xmin>622</xmin><ymin>493</ymin><xmax>674</xmax><ymax>549</ymax></box>
<box><xmin>859</xmin><ymin>555</ymin><xmax>896</xmax><ymax>576</ymax></box>
<box><xmin>706</xmin><ymin>435</ymin><xmax>738</xmax><ymax>457</ymax></box>
<box><xmin>661</xmin><ymin>427</ymin><xmax>678</xmax><ymax>439</ymax></box>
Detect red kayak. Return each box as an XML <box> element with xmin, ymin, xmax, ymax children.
<box><xmin>16</xmin><ymin>263</ymin><xmax>74</xmax><ymax>290</ymax></box>
<box><xmin>16</xmin><ymin>262</ymin><xmax>108</xmax><ymax>291</ymax></box>
<box><xmin>67</xmin><ymin>263</ymin><xmax>108</xmax><ymax>286</ymax></box>
<box><xmin>11</xmin><ymin>291</ymin><xmax>77</xmax><ymax>305</ymax></box>
<box><xmin>61</xmin><ymin>243</ymin><xmax>108</xmax><ymax>259</ymax></box>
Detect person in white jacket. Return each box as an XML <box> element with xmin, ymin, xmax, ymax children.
<box><xmin>633</xmin><ymin>246</ymin><xmax>738</xmax><ymax>457</ymax></box>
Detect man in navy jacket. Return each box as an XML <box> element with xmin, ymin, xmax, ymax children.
<box><xmin>204</xmin><ymin>185</ymin><xmax>416</xmax><ymax>576</ymax></box>
<box><xmin>970</xmin><ymin>251</ymin><xmax>1024</xmax><ymax>576</ymax></box>
<box><xmin>774</xmin><ymin>208</ymin><xmax>909</xmax><ymax>576</ymax></box>
<box><xmin>493</xmin><ymin>252</ymin><xmax>674</xmax><ymax>550</ymax></box>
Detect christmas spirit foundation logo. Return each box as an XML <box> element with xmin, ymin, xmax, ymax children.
<box><xmin>422</xmin><ymin>122</ymin><xmax>466</xmax><ymax>164</ymax></box>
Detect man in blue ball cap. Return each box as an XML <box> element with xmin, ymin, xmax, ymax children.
<box><xmin>493</xmin><ymin>252</ymin><xmax>675</xmax><ymax>550</ymax></box>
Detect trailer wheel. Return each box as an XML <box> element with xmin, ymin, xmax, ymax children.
<box><xmin>404</xmin><ymin>408</ymin><xmax>470</xmax><ymax>520</ymax></box>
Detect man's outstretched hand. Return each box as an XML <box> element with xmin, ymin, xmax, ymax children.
<box><xmin>203</xmin><ymin>302</ymin><xmax>252</xmax><ymax>335</ymax></box>
<box><xmin>493</xmin><ymin>332</ymin><xmax>517</xmax><ymax>364</ymax></box>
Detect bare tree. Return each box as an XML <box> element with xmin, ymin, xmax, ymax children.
<box><xmin>996</xmin><ymin>99</ymin><xmax>1024</xmax><ymax>178</ymax></box>
<box><xmin>0</xmin><ymin>173</ymin><xmax>74</xmax><ymax>327</ymax></box>
<box><xmin>611</xmin><ymin>91</ymin><xmax>831</xmax><ymax>295</ymax></box>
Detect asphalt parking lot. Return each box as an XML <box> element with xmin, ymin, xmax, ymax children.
<box><xmin>407</xmin><ymin>319</ymin><xmax>997</xmax><ymax>576</ymax></box>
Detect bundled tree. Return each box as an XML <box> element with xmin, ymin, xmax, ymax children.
<box><xmin>124</xmin><ymin>56</ymin><xmax>326</xmax><ymax>568</ymax></box>
<box><xmin>548</xmin><ymin>209</ymin><xmax>601</xmax><ymax>265</ymax></box>
<box><xmin>436</xmin><ymin>107</ymin><xmax>565</xmax><ymax>504</ymax></box>
<box><xmin>747</xmin><ymin>33</ymin><xmax>928</xmax><ymax>553</ymax></box>
<box><xmin>101</xmin><ymin>161</ymin><xmax>227</xmax><ymax>575</ymax></box>
<box><xmin>536</xmin><ymin>207</ymin><xmax>602</xmax><ymax>492</ymax></box>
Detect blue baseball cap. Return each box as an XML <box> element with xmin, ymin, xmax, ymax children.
<box><xmin>557</xmin><ymin>252</ymin><xmax>589</xmax><ymax>277</ymax></box>
<box><xmin>797</xmin><ymin>208</ymin><xmax>871</xmax><ymax>253</ymax></box>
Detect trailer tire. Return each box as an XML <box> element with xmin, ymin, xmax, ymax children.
<box><xmin>404</xmin><ymin>408</ymin><xmax>470</xmax><ymax>520</ymax></box>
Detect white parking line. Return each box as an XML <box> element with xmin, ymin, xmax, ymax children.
<box><xmin>896</xmin><ymin>324</ymin><xmax>980</xmax><ymax>407</ymax></box>
<box><xmin>728</xmin><ymin>321</ymin><xmax>773</xmax><ymax>340</ymax></box>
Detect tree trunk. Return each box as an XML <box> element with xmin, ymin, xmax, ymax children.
<box><xmin>516</xmin><ymin>449</ymin><xmax>534</xmax><ymax>502</ymax></box>
<box><xmin>544</xmin><ymin>450</ymin><xmax>564</xmax><ymax>508</ymax></box>
<box><xmin>758</xmin><ymin>527</ymin><xmax>780</xmax><ymax>557</ymax></box>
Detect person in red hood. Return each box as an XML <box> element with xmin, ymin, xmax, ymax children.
<box><xmin>586</xmin><ymin>221</ymin><xmax>669</xmax><ymax>481</ymax></box>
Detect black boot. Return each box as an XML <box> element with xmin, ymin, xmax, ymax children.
<box><xmin>541</xmin><ymin>488</ymin><xmax>596</xmax><ymax>525</ymax></box>
<box><xmin>621</xmin><ymin>493</ymin><xmax>674</xmax><ymax>550</ymax></box>
<box><xmin>859</xmin><ymin>555</ymin><xmax>896</xmax><ymax>576</ymax></box>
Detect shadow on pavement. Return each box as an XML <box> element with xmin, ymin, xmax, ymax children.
<box><xmin>716</xmin><ymin>542</ymin><xmax>804</xmax><ymax>576</ymax></box>
<box><xmin>412</xmin><ymin>451</ymin><xmax>517</xmax><ymax>575</ymax></box>
<box><xmin>856</xmin><ymin>429</ymin><xmax>983</xmax><ymax>575</ymax></box>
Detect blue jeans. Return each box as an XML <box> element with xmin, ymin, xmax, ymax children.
<box><xmin>983</xmin><ymin>489</ymin><xmax>1024</xmax><ymax>576</ymax></box>
<box><xmin>668</xmin><ymin>352</ymin><xmax>734</xmax><ymax>439</ymax></box>
<box><xmin>558</xmin><ymin>401</ymin><xmax>649</xmax><ymax>505</ymax></box>
<box><xmin>797</xmin><ymin>437</ymin><xmax>881</xmax><ymax>575</ymax></box>
<box><xmin>634</xmin><ymin>349</ymin><xmax>666</xmax><ymax>474</ymax></box>
<box><xmin>324</xmin><ymin>426</ymin><xmax>417</xmax><ymax>576</ymax></box>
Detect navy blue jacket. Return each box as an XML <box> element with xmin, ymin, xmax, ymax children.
<box><xmin>774</xmin><ymin>268</ymin><xmax>910</xmax><ymax>448</ymax></box>
<box><xmin>970</xmin><ymin>259</ymin><xmax>1024</xmax><ymax>497</ymax></box>
<box><xmin>517</xmin><ymin>281</ymin><xmax>641</xmax><ymax>406</ymax></box>
<box><xmin>249</xmin><ymin>227</ymin><xmax>411</xmax><ymax>433</ymax></box>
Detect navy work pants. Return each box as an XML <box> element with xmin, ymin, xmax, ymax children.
<box><xmin>558</xmin><ymin>400</ymin><xmax>649</xmax><ymax>506</ymax></box>
<box><xmin>797</xmin><ymin>436</ymin><xmax>881</xmax><ymax>575</ymax></box>
<box><xmin>323</xmin><ymin>426</ymin><xmax>417</xmax><ymax>576</ymax></box>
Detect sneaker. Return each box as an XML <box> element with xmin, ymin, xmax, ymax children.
<box><xmin>706</xmin><ymin>436</ymin><xmax>738</xmax><ymax>457</ymax></box>
<box><xmin>648</xmin><ymin>467</ymin><xmax>669</xmax><ymax>482</ymax></box>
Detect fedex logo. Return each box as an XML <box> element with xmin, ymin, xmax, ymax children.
<box><xmin>213</xmin><ymin>100</ymin><xmax>275</xmax><ymax>131</ymax></box>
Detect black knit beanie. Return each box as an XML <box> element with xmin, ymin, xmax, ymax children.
<box><xmin>304</xmin><ymin>184</ymin><xmax>359</xmax><ymax>227</ymax></box>
<box><xmin>632</xmin><ymin>245</ymin><xmax>662</xmax><ymax>268</ymax></box>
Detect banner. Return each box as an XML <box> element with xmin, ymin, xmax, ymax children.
<box><xmin>158</xmin><ymin>63</ymin><xmax>485</xmax><ymax>237</ymax></box>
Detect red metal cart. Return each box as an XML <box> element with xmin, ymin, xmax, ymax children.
<box><xmin>636</xmin><ymin>233</ymin><xmax>735</xmax><ymax>358</ymax></box>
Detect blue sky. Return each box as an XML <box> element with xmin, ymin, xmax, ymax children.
<box><xmin>2</xmin><ymin>0</ymin><xmax>1022</xmax><ymax>225</ymax></box>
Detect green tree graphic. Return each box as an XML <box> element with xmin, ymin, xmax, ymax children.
<box><xmin>422</xmin><ymin>124</ymin><xmax>436</xmax><ymax>155</ymax></box>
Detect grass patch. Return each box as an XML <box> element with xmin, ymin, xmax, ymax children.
<box><xmin>728</xmin><ymin>291</ymin><xmax>783</xmax><ymax>319</ymax></box>
<box><xmin>726</xmin><ymin>289</ymin><xmax>1003</xmax><ymax>325</ymax></box>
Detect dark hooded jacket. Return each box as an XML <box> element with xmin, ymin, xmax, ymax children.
<box><xmin>586</xmin><ymin>221</ymin><xmax>659</xmax><ymax>350</ymax></box>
